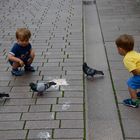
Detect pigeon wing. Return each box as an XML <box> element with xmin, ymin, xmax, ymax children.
<box><xmin>86</xmin><ymin>68</ymin><xmax>96</xmax><ymax>76</ymax></box>
<box><xmin>37</xmin><ymin>83</ymin><xmax>46</xmax><ymax>92</ymax></box>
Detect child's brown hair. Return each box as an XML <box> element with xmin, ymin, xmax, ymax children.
<box><xmin>16</xmin><ymin>28</ymin><xmax>31</xmax><ymax>41</ymax></box>
<box><xmin>115</xmin><ymin>34</ymin><xmax>134</xmax><ymax>52</ymax></box>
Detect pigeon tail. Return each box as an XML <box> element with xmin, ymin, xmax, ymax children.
<box><xmin>0</xmin><ymin>92</ymin><xmax>9</xmax><ymax>98</ymax></box>
<box><xmin>94</xmin><ymin>70</ymin><xmax>104</xmax><ymax>75</ymax></box>
<box><xmin>45</xmin><ymin>81</ymin><xmax>56</xmax><ymax>89</ymax></box>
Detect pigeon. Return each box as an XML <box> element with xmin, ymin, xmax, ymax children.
<box><xmin>29</xmin><ymin>81</ymin><xmax>57</xmax><ymax>95</ymax></box>
<box><xmin>83</xmin><ymin>62</ymin><xmax>104</xmax><ymax>77</ymax></box>
<box><xmin>0</xmin><ymin>92</ymin><xmax>9</xmax><ymax>98</ymax></box>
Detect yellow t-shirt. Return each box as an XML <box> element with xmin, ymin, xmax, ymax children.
<box><xmin>123</xmin><ymin>50</ymin><xmax>140</xmax><ymax>72</ymax></box>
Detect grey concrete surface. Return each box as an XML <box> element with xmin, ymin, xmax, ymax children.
<box><xmin>83</xmin><ymin>2</ymin><xmax>123</xmax><ymax>140</ymax></box>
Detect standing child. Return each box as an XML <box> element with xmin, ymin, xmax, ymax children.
<box><xmin>115</xmin><ymin>34</ymin><xmax>140</xmax><ymax>108</ymax></box>
<box><xmin>8</xmin><ymin>28</ymin><xmax>35</xmax><ymax>76</ymax></box>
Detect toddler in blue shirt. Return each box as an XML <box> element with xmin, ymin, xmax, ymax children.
<box><xmin>8</xmin><ymin>28</ymin><xmax>35</xmax><ymax>76</ymax></box>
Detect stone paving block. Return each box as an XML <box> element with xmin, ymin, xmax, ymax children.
<box><xmin>0</xmin><ymin>81</ymin><xmax>9</xmax><ymax>86</ymax></box>
<box><xmin>0</xmin><ymin>130</ymin><xmax>27</xmax><ymax>140</ymax></box>
<box><xmin>11</xmin><ymin>86</ymin><xmax>31</xmax><ymax>93</ymax></box>
<box><xmin>56</xmin><ymin>112</ymin><xmax>83</xmax><ymax>120</ymax></box>
<box><xmin>63</xmin><ymin>66</ymin><xmax>82</xmax><ymax>71</ymax></box>
<box><xmin>116</xmin><ymin>90</ymin><xmax>128</xmax><ymax>103</ymax></box>
<box><xmin>113</xmin><ymin>79</ymin><xmax>128</xmax><ymax>91</ymax></box>
<box><xmin>21</xmin><ymin>112</ymin><xmax>55</xmax><ymax>120</ymax></box>
<box><xmin>13</xmin><ymin>75</ymin><xmax>42</xmax><ymax>82</ymax></box>
<box><xmin>36</xmin><ymin>98</ymin><xmax>57</xmax><ymax>105</ymax></box>
<box><xmin>42</xmin><ymin>62</ymin><xmax>59</xmax><ymax>67</ymax></box>
<box><xmin>38</xmin><ymin>66</ymin><xmax>62</xmax><ymax>71</ymax></box>
<box><xmin>8</xmin><ymin>92</ymin><xmax>32</xmax><ymax>99</ymax></box>
<box><xmin>121</xmin><ymin>118</ymin><xmax>140</xmax><ymax>138</ymax></box>
<box><xmin>89</xmin><ymin>120</ymin><xmax>123</xmax><ymax>140</ymax></box>
<box><xmin>58</xmin><ymin>97</ymin><xmax>83</xmax><ymax>104</ymax></box>
<box><xmin>0</xmin><ymin>113</ymin><xmax>21</xmax><ymax>121</ymax></box>
<box><xmin>0</xmin><ymin>121</ymin><xmax>24</xmax><ymax>130</ymax></box>
<box><xmin>66</xmin><ymin>80</ymin><xmax>83</xmax><ymax>86</ymax></box>
<box><xmin>28</xmin><ymin>129</ymin><xmax>52</xmax><ymax>139</ymax></box>
<box><xmin>64</xmin><ymin>58</ymin><xmax>83</xmax><ymax>63</ymax></box>
<box><xmin>66</xmin><ymin>70</ymin><xmax>83</xmax><ymax>75</ymax></box>
<box><xmin>25</xmin><ymin>120</ymin><xmax>60</xmax><ymax>129</ymax></box>
<box><xmin>5</xmin><ymin>99</ymin><xmax>36</xmax><ymax>105</ymax></box>
<box><xmin>54</xmin><ymin>129</ymin><xmax>83</xmax><ymax>139</ymax></box>
<box><xmin>109</xmin><ymin>61</ymin><xmax>125</xmax><ymax>70</ymax></box>
<box><xmin>48</xmin><ymin>58</ymin><xmax>63</xmax><ymax>63</ymax></box>
<box><xmin>61</xmin><ymin>120</ymin><xmax>84</xmax><ymax>129</ymax></box>
<box><xmin>29</xmin><ymin>105</ymin><xmax>51</xmax><ymax>112</ymax></box>
<box><xmin>60</xmin><ymin>85</ymin><xmax>83</xmax><ymax>91</ymax></box>
<box><xmin>0</xmin><ymin>87</ymin><xmax>11</xmax><ymax>93</ymax></box>
<box><xmin>52</xmin><ymin>104</ymin><xmax>83</xmax><ymax>112</ymax></box>
<box><xmin>0</xmin><ymin>105</ymin><xmax>29</xmax><ymax>113</ymax></box>
<box><xmin>111</xmin><ymin>69</ymin><xmax>130</xmax><ymax>80</ymax></box>
<box><xmin>60</xmin><ymin>62</ymin><xmax>82</xmax><ymax>67</ymax></box>
<box><xmin>43</xmin><ymin>75</ymin><xmax>61</xmax><ymax>80</ymax></box>
<box><xmin>40</xmin><ymin>70</ymin><xmax>65</xmax><ymax>76</ymax></box>
<box><xmin>42</xmin><ymin>91</ymin><xmax>62</xmax><ymax>98</ymax></box>
<box><xmin>64</xmin><ymin>91</ymin><xmax>83</xmax><ymax>97</ymax></box>
<box><xmin>62</xmin><ymin>75</ymin><xmax>83</xmax><ymax>80</ymax></box>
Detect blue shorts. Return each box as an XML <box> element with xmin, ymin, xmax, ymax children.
<box><xmin>127</xmin><ymin>75</ymin><xmax>140</xmax><ymax>90</ymax></box>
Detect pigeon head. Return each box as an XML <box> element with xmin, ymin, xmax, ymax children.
<box><xmin>83</xmin><ymin>62</ymin><xmax>87</xmax><ymax>67</ymax></box>
<box><xmin>29</xmin><ymin>82</ymin><xmax>37</xmax><ymax>92</ymax></box>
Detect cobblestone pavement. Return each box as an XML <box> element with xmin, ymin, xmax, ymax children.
<box><xmin>0</xmin><ymin>0</ymin><xmax>84</xmax><ymax>139</ymax></box>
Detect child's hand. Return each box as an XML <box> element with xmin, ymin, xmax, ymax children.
<box><xmin>27</xmin><ymin>57</ymin><xmax>33</xmax><ymax>64</ymax></box>
<box><xmin>19</xmin><ymin>60</ymin><xmax>24</xmax><ymax>67</ymax></box>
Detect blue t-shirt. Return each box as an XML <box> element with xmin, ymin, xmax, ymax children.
<box><xmin>9</xmin><ymin>43</ymin><xmax>32</xmax><ymax>61</ymax></box>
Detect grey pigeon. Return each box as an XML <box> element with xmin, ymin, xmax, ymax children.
<box><xmin>83</xmin><ymin>62</ymin><xmax>104</xmax><ymax>77</ymax></box>
<box><xmin>29</xmin><ymin>81</ymin><xmax>56</xmax><ymax>95</ymax></box>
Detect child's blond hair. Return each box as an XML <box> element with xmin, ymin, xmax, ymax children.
<box><xmin>16</xmin><ymin>28</ymin><xmax>31</xmax><ymax>41</ymax></box>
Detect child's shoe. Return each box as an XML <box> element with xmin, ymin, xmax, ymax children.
<box><xmin>11</xmin><ymin>69</ymin><xmax>24</xmax><ymax>76</ymax></box>
<box><xmin>123</xmin><ymin>98</ymin><xmax>139</xmax><ymax>108</ymax></box>
<box><xmin>24</xmin><ymin>65</ymin><xmax>35</xmax><ymax>72</ymax></box>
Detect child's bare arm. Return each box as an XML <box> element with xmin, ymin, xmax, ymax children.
<box><xmin>131</xmin><ymin>69</ymin><xmax>140</xmax><ymax>75</ymax></box>
<box><xmin>30</xmin><ymin>49</ymin><xmax>35</xmax><ymax>58</ymax></box>
<box><xmin>8</xmin><ymin>54</ymin><xmax>24</xmax><ymax>66</ymax></box>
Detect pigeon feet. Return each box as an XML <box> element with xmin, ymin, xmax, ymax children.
<box><xmin>37</xmin><ymin>92</ymin><xmax>44</xmax><ymax>96</ymax></box>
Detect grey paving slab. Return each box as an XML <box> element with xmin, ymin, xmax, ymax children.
<box><xmin>84</xmin><ymin>2</ymin><xmax>123</xmax><ymax>140</ymax></box>
<box><xmin>25</xmin><ymin>120</ymin><xmax>60</xmax><ymax>129</ymax></box>
<box><xmin>0</xmin><ymin>130</ymin><xmax>27</xmax><ymax>140</ymax></box>
<box><xmin>54</xmin><ymin>129</ymin><xmax>83</xmax><ymax>139</ymax></box>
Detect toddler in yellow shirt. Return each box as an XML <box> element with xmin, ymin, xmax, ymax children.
<box><xmin>115</xmin><ymin>34</ymin><xmax>140</xmax><ymax>108</ymax></box>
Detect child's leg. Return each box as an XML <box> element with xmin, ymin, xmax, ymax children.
<box><xmin>128</xmin><ymin>87</ymin><xmax>137</xmax><ymax>99</ymax></box>
<box><xmin>23</xmin><ymin>56</ymin><xmax>35</xmax><ymax>72</ymax></box>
